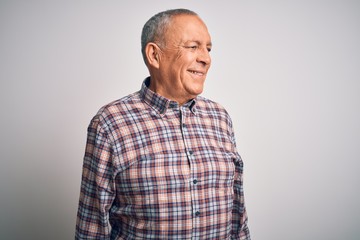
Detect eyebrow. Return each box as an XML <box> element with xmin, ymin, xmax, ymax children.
<box><xmin>185</xmin><ymin>40</ymin><xmax>212</xmax><ymax>47</ymax></box>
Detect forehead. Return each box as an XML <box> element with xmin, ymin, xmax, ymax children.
<box><xmin>165</xmin><ymin>14</ymin><xmax>211</xmax><ymax>43</ymax></box>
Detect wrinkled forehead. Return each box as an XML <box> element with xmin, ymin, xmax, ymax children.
<box><xmin>164</xmin><ymin>14</ymin><xmax>212</xmax><ymax>44</ymax></box>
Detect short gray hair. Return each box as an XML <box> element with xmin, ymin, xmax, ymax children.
<box><xmin>141</xmin><ymin>9</ymin><xmax>198</xmax><ymax>65</ymax></box>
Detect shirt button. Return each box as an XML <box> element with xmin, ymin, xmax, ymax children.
<box><xmin>188</xmin><ymin>150</ymin><xmax>193</xmax><ymax>155</ymax></box>
<box><xmin>195</xmin><ymin>211</ymin><xmax>200</xmax><ymax>217</ymax></box>
<box><xmin>193</xmin><ymin>179</ymin><xmax>198</xmax><ymax>185</ymax></box>
<box><xmin>182</xmin><ymin>123</ymin><xmax>187</xmax><ymax>128</ymax></box>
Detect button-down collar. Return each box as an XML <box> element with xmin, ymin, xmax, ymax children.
<box><xmin>140</xmin><ymin>77</ymin><xmax>198</xmax><ymax>116</ymax></box>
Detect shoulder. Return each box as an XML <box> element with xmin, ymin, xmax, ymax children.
<box><xmin>196</xmin><ymin>96</ymin><xmax>237</xmax><ymax>143</ymax></box>
<box><xmin>195</xmin><ymin>96</ymin><xmax>232</xmax><ymax>120</ymax></box>
<box><xmin>89</xmin><ymin>91</ymin><xmax>143</xmax><ymax>130</ymax></box>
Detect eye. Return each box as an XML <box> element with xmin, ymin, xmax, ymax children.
<box><xmin>184</xmin><ymin>45</ymin><xmax>198</xmax><ymax>50</ymax></box>
<box><xmin>207</xmin><ymin>47</ymin><xmax>212</xmax><ymax>53</ymax></box>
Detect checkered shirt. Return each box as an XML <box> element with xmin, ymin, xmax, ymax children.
<box><xmin>76</xmin><ymin>78</ymin><xmax>250</xmax><ymax>239</ymax></box>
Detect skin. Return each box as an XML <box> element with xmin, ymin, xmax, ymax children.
<box><xmin>145</xmin><ymin>14</ymin><xmax>212</xmax><ymax>105</ymax></box>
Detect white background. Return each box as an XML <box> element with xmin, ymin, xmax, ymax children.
<box><xmin>1</xmin><ymin>1</ymin><xmax>359</xmax><ymax>239</ymax></box>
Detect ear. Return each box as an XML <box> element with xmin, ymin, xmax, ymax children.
<box><xmin>145</xmin><ymin>42</ymin><xmax>161</xmax><ymax>69</ymax></box>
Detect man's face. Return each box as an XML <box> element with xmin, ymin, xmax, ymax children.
<box><xmin>154</xmin><ymin>14</ymin><xmax>212</xmax><ymax>104</ymax></box>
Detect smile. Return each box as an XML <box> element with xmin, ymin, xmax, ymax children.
<box><xmin>188</xmin><ymin>70</ymin><xmax>205</xmax><ymax>76</ymax></box>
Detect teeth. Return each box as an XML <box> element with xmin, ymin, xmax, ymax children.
<box><xmin>190</xmin><ymin>70</ymin><xmax>203</xmax><ymax>75</ymax></box>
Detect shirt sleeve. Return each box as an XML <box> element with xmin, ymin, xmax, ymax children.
<box><xmin>230</xmin><ymin>126</ymin><xmax>251</xmax><ymax>240</ymax></box>
<box><xmin>76</xmin><ymin>116</ymin><xmax>116</xmax><ymax>239</ymax></box>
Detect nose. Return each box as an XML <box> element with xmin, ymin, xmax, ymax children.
<box><xmin>197</xmin><ymin>47</ymin><xmax>211</xmax><ymax>66</ymax></box>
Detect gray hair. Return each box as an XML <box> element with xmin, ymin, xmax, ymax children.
<box><xmin>141</xmin><ymin>9</ymin><xmax>198</xmax><ymax>65</ymax></box>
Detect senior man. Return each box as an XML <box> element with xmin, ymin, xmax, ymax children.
<box><xmin>76</xmin><ymin>8</ymin><xmax>250</xmax><ymax>239</ymax></box>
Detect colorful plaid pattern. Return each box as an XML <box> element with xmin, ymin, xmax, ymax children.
<box><xmin>76</xmin><ymin>78</ymin><xmax>250</xmax><ymax>239</ymax></box>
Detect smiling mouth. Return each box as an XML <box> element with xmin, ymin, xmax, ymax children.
<box><xmin>188</xmin><ymin>70</ymin><xmax>205</xmax><ymax>76</ymax></box>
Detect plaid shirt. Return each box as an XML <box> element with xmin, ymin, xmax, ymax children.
<box><xmin>76</xmin><ymin>78</ymin><xmax>250</xmax><ymax>239</ymax></box>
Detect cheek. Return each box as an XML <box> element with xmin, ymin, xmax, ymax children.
<box><xmin>178</xmin><ymin>52</ymin><xmax>195</xmax><ymax>66</ymax></box>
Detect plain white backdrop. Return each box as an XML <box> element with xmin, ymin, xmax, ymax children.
<box><xmin>1</xmin><ymin>1</ymin><xmax>359</xmax><ymax>239</ymax></box>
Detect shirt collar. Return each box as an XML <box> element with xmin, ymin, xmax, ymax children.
<box><xmin>140</xmin><ymin>77</ymin><xmax>197</xmax><ymax>116</ymax></box>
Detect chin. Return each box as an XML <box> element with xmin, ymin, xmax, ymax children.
<box><xmin>191</xmin><ymin>87</ymin><xmax>204</xmax><ymax>97</ymax></box>
<box><xmin>184</xmin><ymin>80</ymin><xmax>205</xmax><ymax>97</ymax></box>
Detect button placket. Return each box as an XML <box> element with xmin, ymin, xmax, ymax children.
<box><xmin>180</xmin><ymin>106</ymin><xmax>201</xmax><ymax>236</ymax></box>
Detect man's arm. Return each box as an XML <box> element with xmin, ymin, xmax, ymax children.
<box><xmin>232</xmin><ymin>152</ymin><xmax>251</xmax><ymax>240</ymax></box>
<box><xmin>229</xmin><ymin>124</ymin><xmax>251</xmax><ymax>240</ymax></box>
<box><xmin>76</xmin><ymin>116</ymin><xmax>116</xmax><ymax>239</ymax></box>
